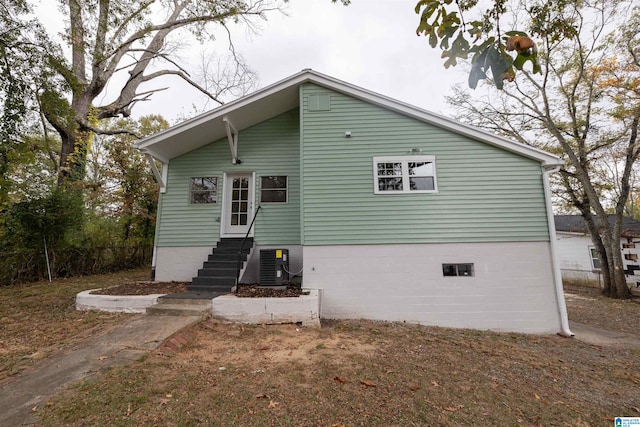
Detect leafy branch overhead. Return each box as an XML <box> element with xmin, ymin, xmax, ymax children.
<box><xmin>415</xmin><ymin>0</ymin><xmax>542</xmax><ymax>89</ymax></box>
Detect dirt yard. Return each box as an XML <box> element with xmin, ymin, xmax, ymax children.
<box><xmin>37</xmin><ymin>289</ymin><xmax>640</xmax><ymax>426</ymax></box>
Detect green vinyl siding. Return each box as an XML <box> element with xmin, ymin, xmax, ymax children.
<box><xmin>157</xmin><ymin>109</ymin><xmax>300</xmax><ymax>247</ymax></box>
<box><xmin>300</xmin><ymin>83</ymin><xmax>550</xmax><ymax>245</ymax></box>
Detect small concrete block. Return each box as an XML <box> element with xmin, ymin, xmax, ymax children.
<box><xmin>211</xmin><ymin>289</ymin><xmax>320</xmax><ymax>328</ymax></box>
<box><xmin>76</xmin><ymin>289</ymin><xmax>164</xmax><ymax>313</ymax></box>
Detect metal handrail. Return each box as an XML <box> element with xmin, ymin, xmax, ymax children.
<box><xmin>235</xmin><ymin>205</ymin><xmax>261</xmax><ymax>292</ymax></box>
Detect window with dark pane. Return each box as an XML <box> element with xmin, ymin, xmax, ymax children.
<box><xmin>442</xmin><ymin>263</ymin><xmax>474</xmax><ymax>277</ymax></box>
<box><xmin>590</xmin><ymin>247</ymin><xmax>601</xmax><ymax>270</ymax></box>
<box><xmin>408</xmin><ymin>161</ymin><xmax>435</xmax><ymax>190</ymax></box>
<box><xmin>261</xmin><ymin>176</ymin><xmax>288</xmax><ymax>203</ymax></box>
<box><xmin>190</xmin><ymin>177</ymin><xmax>217</xmax><ymax>204</ymax></box>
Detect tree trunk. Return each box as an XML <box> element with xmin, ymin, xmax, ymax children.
<box><xmin>605</xmin><ymin>234</ymin><xmax>632</xmax><ymax>299</ymax></box>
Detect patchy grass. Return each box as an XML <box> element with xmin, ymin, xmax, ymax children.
<box><xmin>41</xmin><ymin>297</ymin><xmax>640</xmax><ymax>426</ymax></box>
<box><xmin>565</xmin><ymin>292</ymin><xmax>640</xmax><ymax>334</ymax></box>
<box><xmin>0</xmin><ymin>268</ymin><xmax>149</xmax><ymax>381</ymax></box>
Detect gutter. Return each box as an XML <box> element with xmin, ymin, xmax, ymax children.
<box><xmin>543</xmin><ymin>164</ymin><xmax>574</xmax><ymax>337</ymax></box>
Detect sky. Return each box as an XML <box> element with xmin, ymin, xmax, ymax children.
<box><xmin>35</xmin><ymin>0</ymin><xmax>471</xmax><ymax>123</ymax></box>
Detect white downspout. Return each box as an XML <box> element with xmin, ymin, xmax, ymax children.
<box><xmin>543</xmin><ymin>165</ymin><xmax>574</xmax><ymax>336</ymax></box>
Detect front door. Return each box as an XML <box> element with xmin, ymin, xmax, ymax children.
<box><xmin>222</xmin><ymin>172</ymin><xmax>254</xmax><ymax>237</ymax></box>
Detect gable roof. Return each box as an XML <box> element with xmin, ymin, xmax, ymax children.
<box><xmin>135</xmin><ymin>69</ymin><xmax>562</xmax><ymax>167</ymax></box>
<box><xmin>554</xmin><ymin>214</ymin><xmax>640</xmax><ymax>238</ymax></box>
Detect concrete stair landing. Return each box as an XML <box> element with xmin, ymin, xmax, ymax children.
<box><xmin>146</xmin><ymin>293</ymin><xmax>218</xmax><ymax>317</ymax></box>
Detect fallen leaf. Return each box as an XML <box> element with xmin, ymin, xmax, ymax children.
<box><xmin>633</xmin><ymin>407</ymin><xmax>640</xmax><ymax>414</ymax></box>
<box><xmin>360</xmin><ymin>380</ymin><xmax>376</xmax><ymax>387</ymax></box>
<box><xmin>334</xmin><ymin>376</ymin><xmax>347</xmax><ymax>383</ymax></box>
<box><xmin>431</xmin><ymin>380</ymin><xmax>440</xmax><ymax>387</ymax></box>
<box><xmin>248</xmin><ymin>409</ymin><xmax>254</xmax><ymax>414</ymax></box>
<box><xmin>288</xmin><ymin>351</ymin><xmax>293</xmax><ymax>356</ymax></box>
<box><xmin>97</xmin><ymin>356</ymin><xmax>108</xmax><ymax>361</ymax></box>
<box><xmin>255</xmin><ymin>393</ymin><xmax>269</xmax><ymax>399</ymax></box>
<box><xmin>534</xmin><ymin>393</ymin><xmax>541</xmax><ymax>400</ymax></box>
<box><xmin>409</xmin><ymin>384</ymin><xmax>420</xmax><ymax>391</ymax></box>
<box><xmin>268</xmin><ymin>400</ymin><xmax>279</xmax><ymax>408</ymax></box>
<box><xmin>165</xmin><ymin>393</ymin><xmax>173</xmax><ymax>398</ymax></box>
<box><xmin>331</xmin><ymin>424</ymin><xmax>346</xmax><ymax>427</ymax></box>
<box><xmin>31</xmin><ymin>406</ymin><xmax>37</xmax><ymax>412</ymax></box>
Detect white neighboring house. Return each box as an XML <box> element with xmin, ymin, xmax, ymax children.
<box><xmin>554</xmin><ymin>215</ymin><xmax>640</xmax><ymax>288</ymax></box>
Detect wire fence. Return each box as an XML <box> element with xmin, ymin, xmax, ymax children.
<box><xmin>0</xmin><ymin>245</ymin><xmax>153</xmax><ymax>286</ymax></box>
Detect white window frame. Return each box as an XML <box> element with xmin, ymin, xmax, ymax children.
<box><xmin>373</xmin><ymin>155</ymin><xmax>438</xmax><ymax>194</ymax></box>
<box><xmin>260</xmin><ymin>175</ymin><xmax>288</xmax><ymax>204</ymax></box>
<box><xmin>189</xmin><ymin>177</ymin><xmax>218</xmax><ymax>204</ymax></box>
<box><xmin>589</xmin><ymin>247</ymin><xmax>601</xmax><ymax>271</ymax></box>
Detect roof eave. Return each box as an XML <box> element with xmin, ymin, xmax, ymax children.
<box><xmin>136</xmin><ymin>69</ymin><xmax>563</xmax><ymax>167</ymax></box>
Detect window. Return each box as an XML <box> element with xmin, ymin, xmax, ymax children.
<box><xmin>190</xmin><ymin>177</ymin><xmax>217</xmax><ymax>204</ymax></box>
<box><xmin>260</xmin><ymin>176</ymin><xmax>288</xmax><ymax>203</ymax></box>
<box><xmin>625</xmin><ymin>253</ymin><xmax>638</xmax><ymax>261</ymax></box>
<box><xmin>589</xmin><ymin>247</ymin><xmax>601</xmax><ymax>270</ymax></box>
<box><xmin>623</xmin><ymin>243</ymin><xmax>636</xmax><ymax>249</ymax></box>
<box><xmin>442</xmin><ymin>263</ymin><xmax>474</xmax><ymax>277</ymax></box>
<box><xmin>373</xmin><ymin>156</ymin><xmax>437</xmax><ymax>194</ymax></box>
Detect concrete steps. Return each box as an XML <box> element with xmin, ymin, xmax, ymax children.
<box><xmin>188</xmin><ymin>238</ymin><xmax>253</xmax><ymax>293</ymax></box>
<box><xmin>146</xmin><ymin>295</ymin><xmax>213</xmax><ymax>317</ymax></box>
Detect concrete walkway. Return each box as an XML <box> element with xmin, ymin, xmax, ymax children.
<box><xmin>569</xmin><ymin>321</ymin><xmax>640</xmax><ymax>349</ymax></box>
<box><xmin>0</xmin><ymin>314</ymin><xmax>203</xmax><ymax>427</ymax></box>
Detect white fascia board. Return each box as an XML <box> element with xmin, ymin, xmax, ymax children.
<box><xmin>135</xmin><ymin>68</ymin><xmax>561</xmax><ymax>167</ymax></box>
<box><xmin>556</xmin><ymin>231</ymin><xmax>588</xmax><ymax>237</ymax></box>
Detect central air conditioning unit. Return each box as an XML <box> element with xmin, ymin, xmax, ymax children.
<box><xmin>259</xmin><ymin>249</ymin><xmax>290</xmax><ymax>287</ymax></box>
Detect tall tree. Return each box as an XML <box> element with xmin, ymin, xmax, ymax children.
<box><xmin>0</xmin><ymin>0</ymin><xmax>58</xmax><ymax>205</ymax></box>
<box><xmin>443</xmin><ymin>0</ymin><xmax>639</xmax><ymax>298</ymax></box>
<box><xmin>86</xmin><ymin>115</ymin><xmax>169</xmax><ymax>246</ymax></box>
<box><xmin>9</xmin><ymin>0</ymin><xmax>284</xmax><ymax>184</ymax></box>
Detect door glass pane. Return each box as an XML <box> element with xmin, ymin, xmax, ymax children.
<box><xmin>231</xmin><ymin>214</ymin><xmax>238</xmax><ymax>225</ymax></box>
<box><xmin>240</xmin><ymin>214</ymin><xmax>248</xmax><ymax>225</ymax></box>
<box><xmin>241</xmin><ymin>189</ymin><xmax>248</xmax><ymax>200</ymax></box>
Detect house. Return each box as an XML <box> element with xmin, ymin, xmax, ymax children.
<box><xmin>136</xmin><ymin>69</ymin><xmax>571</xmax><ymax>334</ymax></box>
<box><xmin>554</xmin><ymin>214</ymin><xmax>640</xmax><ymax>287</ymax></box>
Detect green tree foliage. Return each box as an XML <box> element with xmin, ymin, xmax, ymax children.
<box><xmin>0</xmin><ymin>1</ymin><xmax>61</xmax><ymax>205</ymax></box>
<box><xmin>415</xmin><ymin>0</ymin><xmax>587</xmax><ymax>89</ymax></box>
<box><xmin>86</xmin><ymin>115</ymin><xmax>169</xmax><ymax>247</ymax></box>
<box><xmin>445</xmin><ymin>0</ymin><xmax>639</xmax><ymax>298</ymax></box>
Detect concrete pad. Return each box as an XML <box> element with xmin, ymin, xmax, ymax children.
<box><xmin>570</xmin><ymin>321</ymin><xmax>640</xmax><ymax>349</ymax></box>
<box><xmin>76</xmin><ymin>289</ymin><xmax>165</xmax><ymax>313</ymax></box>
<box><xmin>0</xmin><ymin>314</ymin><xmax>202</xmax><ymax>426</ymax></box>
<box><xmin>212</xmin><ymin>289</ymin><xmax>320</xmax><ymax>328</ymax></box>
